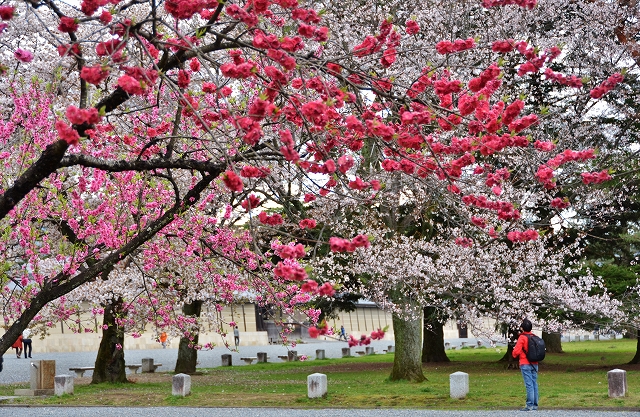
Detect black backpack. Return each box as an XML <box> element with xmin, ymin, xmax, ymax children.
<box><xmin>524</xmin><ymin>334</ymin><xmax>546</xmax><ymax>362</ymax></box>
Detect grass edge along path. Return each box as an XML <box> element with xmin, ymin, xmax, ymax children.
<box><xmin>0</xmin><ymin>338</ymin><xmax>639</xmax><ymax>410</ymax></box>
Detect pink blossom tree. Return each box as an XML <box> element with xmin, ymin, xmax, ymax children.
<box><xmin>0</xmin><ymin>0</ymin><xmax>632</xmax><ymax>385</ymax></box>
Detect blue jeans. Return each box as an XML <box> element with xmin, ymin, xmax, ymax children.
<box><xmin>520</xmin><ymin>364</ymin><xmax>538</xmax><ymax>410</ymax></box>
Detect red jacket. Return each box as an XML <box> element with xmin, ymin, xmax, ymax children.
<box><xmin>512</xmin><ymin>331</ymin><xmax>538</xmax><ymax>365</ymax></box>
<box><xmin>11</xmin><ymin>334</ymin><xmax>23</xmax><ymax>349</ymax></box>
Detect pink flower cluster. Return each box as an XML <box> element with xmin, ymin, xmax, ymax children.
<box><xmin>301</xmin><ymin>281</ymin><xmax>335</xmax><ymax>296</ymax></box>
<box><xmin>258</xmin><ymin>211</ymin><xmax>284</xmax><ymax>225</ymax></box>
<box><xmin>461</xmin><ymin>195</ymin><xmax>521</xmax><ymax>221</ymax></box>
<box><xmin>273</xmin><ymin>260</ymin><xmax>307</xmax><ymax>281</ymax></box>
<box><xmin>222</xmin><ymin>171</ymin><xmax>243</xmax><ymax>192</ymax></box>
<box><xmin>581</xmin><ymin>170</ymin><xmax>612</xmax><ymax>185</ymax></box>
<box><xmin>405</xmin><ymin>20</ymin><xmax>420</xmax><ymax>35</ymax></box>
<box><xmin>55</xmin><ymin>121</ymin><xmax>80</xmax><ymax>145</ymax></box>
<box><xmin>240</xmin><ymin>166</ymin><xmax>270</xmax><ymax>178</ymax></box>
<box><xmin>328</xmin><ymin>234</ymin><xmax>370</xmax><ymax>253</ymax></box>
<box><xmin>550</xmin><ymin>197</ymin><xmax>570</xmax><ymax>209</ymax></box>
<box><xmin>507</xmin><ymin>229</ymin><xmax>539</xmax><ymax>243</ymax></box>
<box><xmin>273</xmin><ymin>243</ymin><xmax>305</xmax><ymax>259</ymax></box>
<box><xmin>299</xmin><ymin>219</ymin><xmax>317</xmax><ymax>229</ymax></box>
<box><xmin>241</xmin><ymin>194</ymin><xmax>262</xmax><ymax>211</ymax></box>
<box><xmin>80</xmin><ymin>66</ymin><xmax>110</xmax><ymax>85</ymax></box>
<box><xmin>66</xmin><ymin>106</ymin><xmax>101</xmax><ymax>125</ymax></box>
<box><xmin>435</xmin><ymin>38</ymin><xmax>475</xmax><ymax>54</ymax></box>
<box><xmin>590</xmin><ymin>73</ymin><xmax>624</xmax><ymax>99</ymax></box>
<box><xmin>544</xmin><ymin>68</ymin><xmax>583</xmax><ymax>88</ymax></box>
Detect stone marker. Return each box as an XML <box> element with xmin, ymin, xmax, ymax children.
<box><xmin>445</xmin><ymin>342</ymin><xmax>451</xmax><ymax>349</ymax></box>
<box><xmin>316</xmin><ymin>349</ymin><xmax>325</xmax><ymax>360</ymax></box>
<box><xmin>257</xmin><ymin>352</ymin><xmax>268</xmax><ymax>363</ymax></box>
<box><xmin>365</xmin><ymin>346</ymin><xmax>374</xmax><ymax>355</ymax></box>
<box><xmin>15</xmin><ymin>360</ymin><xmax>56</xmax><ymax>396</ymax></box>
<box><xmin>387</xmin><ymin>345</ymin><xmax>395</xmax><ymax>353</ymax></box>
<box><xmin>287</xmin><ymin>350</ymin><xmax>298</xmax><ymax>362</ymax></box>
<box><xmin>307</xmin><ymin>373</ymin><xmax>327</xmax><ymax>398</ymax></box>
<box><xmin>341</xmin><ymin>348</ymin><xmax>351</xmax><ymax>358</ymax></box>
<box><xmin>608</xmin><ymin>369</ymin><xmax>627</xmax><ymax>397</ymax></box>
<box><xmin>461</xmin><ymin>341</ymin><xmax>467</xmax><ymax>348</ymax></box>
<box><xmin>450</xmin><ymin>371</ymin><xmax>469</xmax><ymax>399</ymax></box>
<box><xmin>141</xmin><ymin>358</ymin><xmax>155</xmax><ymax>373</ymax></box>
<box><xmin>54</xmin><ymin>374</ymin><xmax>74</xmax><ymax>396</ymax></box>
<box><xmin>584</xmin><ymin>335</ymin><xmax>590</xmax><ymax>341</ymax></box>
<box><xmin>221</xmin><ymin>354</ymin><xmax>232</xmax><ymax>366</ymax></box>
<box><xmin>172</xmin><ymin>373</ymin><xmax>191</xmax><ymax>397</ymax></box>
<box><xmin>576</xmin><ymin>335</ymin><xmax>581</xmax><ymax>342</ymax></box>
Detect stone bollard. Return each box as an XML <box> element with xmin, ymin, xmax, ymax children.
<box><xmin>365</xmin><ymin>347</ymin><xmax>375</xmax><ymax>355</ymax></box>
<box><xmin>341</xmin><ymin>348</ymin><xmax>351</xmax><ymax>358</ymax></box>
<box><xmin>445</xmin><ymin>342</ymin><xmax>451</xmax><ymax>350</ymax></box>
<box><xmin>450</xmin><ymin>371</ymin><xmax>469</xmax><ymax>399</ymax></box>
<box><xmin>316</xmin><ymin>349</ymin><xmax>325</xmax><ymax>360</ymax></box>
<box><xmin>172</xmin><ymin>373</ymin><xmax>191</xmax><ymax>397</ymax></box>
<box><xmin>142</xmin><ymin>358</ymin><xmax>155</xmax><ymax>373</ymax></box>
<box><xmin>54</xmin><ymin>374</ymin><xmax>74</xmax><ymax>396</ymax></box>
<box><xmin>221</xmin><ymin>354</ymin><xmax>232</xmax><ymax>366</ymax></box>
<box><xmin>307</xmin><ymin>373</ymin><xmax>327</xmax><ymax>398</ymax></box>
<box><xmin>584</xmin><ymin>335</ymin><xmax>590</xmax><ymax>341</ymax></box>
<box><xmin>608</xmin><ymin>369</ymin><xmax>627</xmax><ymax>397</ymax></box>
<box><xmin>387</xmin><ymin>345</ymin><xmax>395</xmax><ymax>353</ymax></box>
<box><xmin>288</xmin><ymin>350</ymin><xmax>298</xmax><ymax>362</ymax></box>
<box><xmin>576</xmin><ymin>335</ymin><xmax>581</xmax><ymax>342</ymax></box>
<box><xmin>461</xmin><ymin>341</ymin><xmax>467</xmax><ymax>348</ymax></box>
<box><xmin>257</xmin><ymin>352</ymin><xmax>268</xmax><ymax>363</ymax></box>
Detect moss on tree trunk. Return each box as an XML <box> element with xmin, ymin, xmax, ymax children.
<box><xmin>390</xmin><ymin>312</ymin><xmax>426</xmax><ymax>382</ymax></box>
<box><xmin>92</xmin><ymin>298</ymin><xmax>127</xmax><ymax>384</ymax></box>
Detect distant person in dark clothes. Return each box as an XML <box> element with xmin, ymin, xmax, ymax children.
<box><xmin>22</xmin><ymin>328</ymin><xmax>32</xmax><ymax>358</ymax></box>
<box><xmin>234</xmin><ymin>326</ymin><xmax>240</xmax><ymax>348</ymax></box>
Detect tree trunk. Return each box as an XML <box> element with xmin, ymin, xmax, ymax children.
<box><xmin>174</xmin><ymin>300</ymin><xmax>203</xmax><ymax>374</ymax></box>
<box><xmin>390</xmin><ymin>312</ymin><xmax>426</xmax><ymax>382</ymax></box>
<box><xmin>498</xmin><ymin>326</ymin><xmax>520</xmax><ymax>369</ymax></box>
<box><xmin>542</xmin><ymin>331</ymin><xmax>563</xmax><ymax>353</ymax></box>
<box><xmin>628</xmin><ymin>338</ymin><xmax>640</xmax><ymax>364</ymax></box>
<box><xmin>92</xmin><ymin>298</ymin><xmax>127</xmax><ymax>384</ymax></box>
<box><xmin>422</xmin><ymin>307</ymin><xmax>449</xmax><ymax>363</ymax></box>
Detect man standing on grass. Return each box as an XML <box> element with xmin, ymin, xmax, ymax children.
<box><xmin>512</xmin><ymin>319</ymin><xmax>539</xmax><ymax>411</ymax></box>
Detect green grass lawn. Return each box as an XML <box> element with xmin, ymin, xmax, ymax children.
<box><xmin>1</xmin><ymin>338</ymin><xmax>639</xmax><ymax>410</ymax></box>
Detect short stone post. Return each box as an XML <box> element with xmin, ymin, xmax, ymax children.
<box><xmin>576</xmin><ymin>335</ymin><xmax>581</xmax><ymax>342</ymax></box>
<box><xmin>584</xmin><ymin>335</ymin><xmax>589</xmax><ymax>341</ymax></box>
<box><xmin>365</xmin><ymin>346</ymin><xmax>375</xmax><ymax>355</ymax></box>
<box><xmin>461</xmin><ymin>341</ymin><xmax>467</xmax><ymax>348</ymax></box>
<box><xmin>387</xmin><ymin>345</ymin><xmax>395</xmax><ymax>353</ymax></box>
<box><xmin>54</xmin><ymin>375</ymin><xmax>74</xmax><ymax>396</ymax></box>
<box><xmin>316</xmin><ymin>349</ymin><xmax>325</xmax><ymax>360</ymax></box>
<box><xmin>141</xmin><ymin>358</ymin><xmax>155</xmax><ymax>373</ymax></box>
<box><xmin>257</xmin><ymin>352</ymin><xmax>268</xmax><ymax>363</ymax></box>
<box><xmin>341</xmin><ymin>348</ymin><xmax>351</xmax><ymax>358</ymax></box>
<box><xmin>608</xmin><ymin>369</ymin><xmax>627</xmax><ymax>397</ymax></box>
<box><xmin>172</xmin><ymin>373</ymin><xmax>191</xmax><ymax>397</ymax></box>
<box><xmin>221</xmin><ymin>354</ymin><xmax>232</xmax><ymax>366</ymax></box>
<box><xmin>307</xmin><ymin>373</ymin><xmax>327</xmax><ymax>398</ymax></box>
<box><xmin>444</xmin><ymin>342</ymin><xmax>451</xmax><ymax>350</ymax></box>
<box><xmin>287</xmin><ymin>350</ymin><xmax>298</xmax><ymax>362</ymax></box>
<box><xmin>450</xmin><ymin>371</ymin><xmax>469</xmax><ymax>399</ymax></box>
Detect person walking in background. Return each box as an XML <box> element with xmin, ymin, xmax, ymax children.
<box><xmin>22</xmin><ymin>327</ymin><xmax>32</xmax><ymax>358</ymax></box>
<box><xmin>339</xmin><ymin>325</ymin><xmax>347</xmax><ymax>341</ymax></box>
<box><xmin>159</xmin><ymin>331</ymin><xmax>168</xmax><ymax>348</ymax></box>
<box><xmin>512</xmin><ymin>319</ymin><xmax>539</xmax><ymax>411</ymax></box>
<box><xmin>234</xmin><ymin>326</ymin><xmax>240</xmax><ymax>348</ymax></box>
<box><xmin>11</xmin><ymin>334</ymin><xmax>22</xmax><ymax>358</ymax></box>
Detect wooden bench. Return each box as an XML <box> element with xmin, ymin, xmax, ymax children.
<box><xmin>69</xmin><ymin>367</ymin><xmax>94</xmax><ymax>378</ymax></box>
<box><xmin>240</xmin><ymin>357</ymin><xmax>258</xmax><ymax>364</ymax></box>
